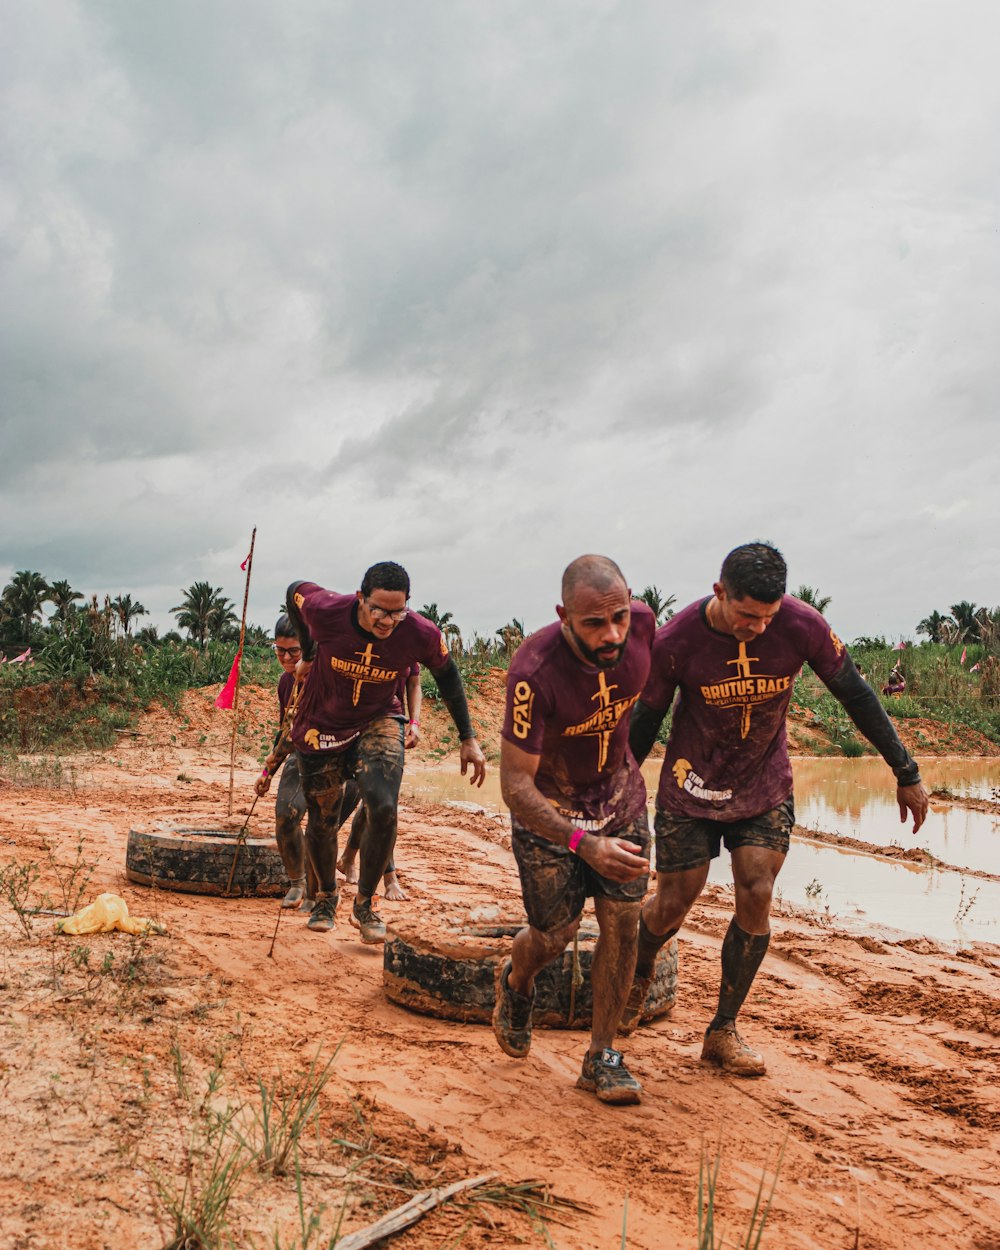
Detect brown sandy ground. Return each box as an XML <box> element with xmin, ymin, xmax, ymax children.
<box><xmin>0</xmin><ymin>689</ymin><xmax>998</xmax><ymax>1249</ymax></box>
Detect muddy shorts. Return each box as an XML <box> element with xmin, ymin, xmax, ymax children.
<box><xmin>654</xmin><ymin>796</ymin><xmax>794</xmax><ymax>873</ymax></box>
<box><xmin>511</xmin><ymin>813</ymin><xmax>650</xmax><ymax>934</ymax></box>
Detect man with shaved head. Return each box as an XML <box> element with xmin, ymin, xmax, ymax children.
<box><xmin>494</xmin><ymin>555</ymin><xmax>656</xmax><ymax>1105</ymax></box>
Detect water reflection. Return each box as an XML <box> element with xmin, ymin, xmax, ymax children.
<box><xmin>401</xmin><ymin>756</ymin><xmax>1000</xmax><ymax>945</ymax></box>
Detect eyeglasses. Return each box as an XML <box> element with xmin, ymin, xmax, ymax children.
<box><xmin>273</xmin><ymin>645</ymin><xmax>302</xmax><ymax>658</ymax></box>
<box><xmin>366</xmin><ymin>601</ymin><xmax>408</xmax><ymax>622</ymax></box>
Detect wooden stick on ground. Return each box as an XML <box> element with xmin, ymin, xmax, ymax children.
<box><xmin>331</xmin><ymin>1172</ymin><xmax>496</xmax><ymax>1250</ymax></box>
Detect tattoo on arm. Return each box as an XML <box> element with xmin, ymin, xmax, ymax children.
<box><xmin>500</xmin><ymin>743</ymin><xmax>576</xmax><ymax>847</ymax></box>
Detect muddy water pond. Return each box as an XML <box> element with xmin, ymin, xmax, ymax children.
<box><xmin>402</xmin><ymin>756</ymin><xmax>1000</xmax><ymax>946</ymax></box>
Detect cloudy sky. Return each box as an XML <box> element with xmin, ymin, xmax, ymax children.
<box><xmin>2</xmin><ymin>1</ymin><xmax>998</xmax><ymax>645</ymax></box>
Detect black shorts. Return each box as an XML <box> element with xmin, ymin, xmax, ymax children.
<box><xmin>511</xmin><ymin>812</ymin><xmax>650</xmax><ymax>934</ymax></box>
<box><xmin>654</xmin><ymin>797</ymin><xmax>794</xmax><ymax>873</ymax></box>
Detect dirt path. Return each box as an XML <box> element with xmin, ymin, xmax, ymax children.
<box><xmin>1</xmin><ymin>733</ymin><xmax>998</xmax><ymax>1249</ymax></box>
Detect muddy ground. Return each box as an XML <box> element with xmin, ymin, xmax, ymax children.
<box><xmin>0</xmin><ymin>686</ymin><xmax>998</xmax><ymax>1249</ymax></box>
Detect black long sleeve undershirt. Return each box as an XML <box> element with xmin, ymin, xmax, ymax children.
<box><xmin>629</xmin><ymin>698</ymin><xmax>669</xmax><ymax>766</ymax></box>
<box><xmin>822</xmin><ymin>656</ymin><xmax>921</xmax><ymax>786</ymax></box>
<box><xmin>430</xmin><ymin>656</ymin><xmax>476</xmax><ymax>741</ymax></box>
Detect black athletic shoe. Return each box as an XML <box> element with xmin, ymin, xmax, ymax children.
<box><xmin>492</xmin><ymin>960</ymin><xmax>535</xmax><ymax>1058</ymax></box>
<box><xmin>576</xmin><ymin>1048</ymin><xmax>642</xmax><ymax>1105</ymax></box>
<box><xmin>306</xmin><ymin>893</ymin><xmax>337</xmax><ymax>932</ymax></box>
<box><xmin>351</xmin><ymin>898</ymin><xmax>386</xmax><ymax>944</ymax></box>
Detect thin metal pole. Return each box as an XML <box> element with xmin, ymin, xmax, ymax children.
<box><xmin>227</xmin><ymin>526</ymin><xmax>256</xmax><ymax>815</ymax></box>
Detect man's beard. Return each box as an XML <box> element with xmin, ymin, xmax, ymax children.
<box><xmin>566</xmin><ymin>622</ymin><xmax>629</xmax><ymax>669</ymax></box>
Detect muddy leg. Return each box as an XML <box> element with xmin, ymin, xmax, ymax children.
<box><xmin>336</xmin><ymin>782</ymin><xmax>363</xmax><ymax>882</ymax></box>
<box><xmin>589</xmin><ymin>897</ymin><xmax>641</xmax><ymax>1054</ymax></box>
<box><xmin>355</xmin><ymin>719</ymin><xmax>405</xmax><ymax>904</ymax></box>
<box><xmin>297</xmin><ymin>750</ymin><xmax>348</xmax><ymax>897</ymax></box>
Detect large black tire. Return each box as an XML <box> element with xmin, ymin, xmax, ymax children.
<box><xmin>383</xmin><ymin>919</ymin><xmax>677</xmax><ymax>1029</ymax></box>
<box><xmin>125</xmin><ymin>825</ymin><xmax>286</xmax><ymax>897</ymax></box>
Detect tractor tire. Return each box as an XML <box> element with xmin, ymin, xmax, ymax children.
<box><xmin>383</xmin><ymin>918</ymin><xmax>677</xmax><ymax>1029</ymax></box>
<box><xmin>125</xmin><ymin>825</ymin><xmax>286</xmax><ymax>897</ymax></box>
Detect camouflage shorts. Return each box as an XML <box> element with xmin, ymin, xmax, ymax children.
<box><xmin>511</xmin><ymin>812</ymin><xmax>650</xmax><ymax>934</ymax></box>
<box><xmin>654</xmin><ymin>796</ymin><xmax>794</xmax><ymax>873</ymax></box>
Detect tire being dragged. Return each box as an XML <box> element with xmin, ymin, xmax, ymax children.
<box><xmin>383</xmin><ymin>919</ymin><xmax>677</xmax><ymax>1029</ymax></box>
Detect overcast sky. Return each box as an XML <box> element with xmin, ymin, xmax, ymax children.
<box><xmin>2</xmin><ymin>1</ymin><xmax>998</xmax><ymax>646</ymax></box>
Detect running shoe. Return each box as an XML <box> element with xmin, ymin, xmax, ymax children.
<box><xmin>576</xmin><ymin>1048</ymin><xmax>642</xmax><ymax>1105</ymax></box>
<box><xmin>351</xmin><ymin>897</ymin><xmax>386</xmax><ymax>944</ymax></box>
<box><xmin>306</xmin><ymin>893</ymin><xmax>337</xmax><ymax>932</ymax></box>
<box><xmin>701</xmin><ymin>1024</ymin><xmax>766</xmax><ymax>1077</ymax></box>
<box><xmin>281</xmin><ymin>878</ymin><xmax>306</xmax><ymax>909</ymax></box>
<box><xmin>492</xmin><ymin>960</ymin><xmax>535</xmax><ymax>1058</ymax></box>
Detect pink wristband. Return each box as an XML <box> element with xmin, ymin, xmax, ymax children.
<box><xmin>567</xmin><ymin>828</ymin><xmax>587</xmax><ymax>854</ymax></box>
<box><xmin>409</xmin><ymin>720</ymin><xmax>420</xmax><ymax>727</ymax></box>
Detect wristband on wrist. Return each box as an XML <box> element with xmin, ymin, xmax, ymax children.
<box><xmin>409</xmin><ymin>720</ymin><xmax>420</xmax><ymax>727</ymax></box>
<box><xmin>567</xmin><ymin>828</ymin><xmax>587</xmax><ymax>854</ymax></box>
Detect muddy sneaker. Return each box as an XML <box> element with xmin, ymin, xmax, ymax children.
<box><xmin>281</xmin><ymin>878</ymin><xmax>306</xmax><ymax>909</ymax></box>
<box><xmin>576</xmin><ymin>1048</ymin><xmax>642</xmax><ymax>1105</ymax></box>
<box><xmin>306</xmin><ymin>893</ymin><xmax>337</xmax><ymax>932</ymax></box>
<box><xmin>492</xmin><ymin>961</ymin><xmax>535</xmax><ymax>1059</ymax></box>
<box><xmin>351</xmin><ymin>898</ymin><xmax>386</xmax><ymax>944</ymax></box>
<box><xmin>618</xmin><ymin>969</ymin><xmax>655</xmax><ymax>1036</ymax></box>
<box><xmin>701</xmin><ymin>1025</ymin><xmax>766</xmax><ymax>1077</ymax></box>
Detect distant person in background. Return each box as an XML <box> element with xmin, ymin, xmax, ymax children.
<box><xmin>337</xmin><ymin>663</ymin><xmax>423</xmax><ymax>901</ymax></box>
<box><xmin>882</xmin><ymin>664</ymin><xmax>906</xmax><ymax>697</ymax></box>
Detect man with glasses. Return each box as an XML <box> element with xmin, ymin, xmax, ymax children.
<box><xmin>283</xmin><ymin>561</ymin><xmax>487</xmax><ymax>941</ymax></box>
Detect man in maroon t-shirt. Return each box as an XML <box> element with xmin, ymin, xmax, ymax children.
<box><xmin>495</xmin><ymin>555</ymin><xmax>655</xmax><ymax>1105</ymax></box>
<box><xmin>283</xmin><ymin>560</ymin><xmax>486</xmax><ymax>942</ymax></box>
<box><xmin>624</xmin><ymin>542</ymin><xmax>929</xmax><ymax>1076</ymax></box>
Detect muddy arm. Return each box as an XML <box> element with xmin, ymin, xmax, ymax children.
<box><xmin>628</xmin><ymin>698</ymin><xmax>670</xmax><ymax>766</ymax></box>
<box><xmin>285</xmin><ymin>581</ymin><xmax>317</xmax><ymax>662</ymax></box>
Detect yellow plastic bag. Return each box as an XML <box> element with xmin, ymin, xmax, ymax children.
<box><xmin>56</xmin><ymin>892</ymin><xmax>166</xmax><ymax>936</ymax></box>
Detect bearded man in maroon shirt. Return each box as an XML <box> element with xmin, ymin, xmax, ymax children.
<box><xmin>623</xmin><ymin>542</ymin><xmax>929</xmax><ymax>1076</ymax></box>
<box><xmin>283</xmin><ymin>561</ymin><xmax>486</xmax><ymax>941</ymax></box>
<box><xmin>495</xmin><ymin>555</ymin><xmax>655</xmax><ymax>1105</ymax></box>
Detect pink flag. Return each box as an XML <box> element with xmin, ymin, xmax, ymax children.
<box><xmin>892</xmin><ymin>640</ymin><xmax>907</xmax><ymax>651</ymax></box>
<box><xmin>240</xmin><ymin>550</ymin><xmax>252</xmax><ymax>571</ymax></box>
<box><xmin>970</xmin><ymin>662</ymin><xmax>980</xmax><ymax>673</ymax></box>
<box><xmin>960</xmin><ymin>647</ymin><xmax>967</xmax><ymax>665</ymax></box>
<box><xmin>214</xmin><ymin>648</ymin><xmax>243</xmax><ymax>709</ymax></box>
<box><xmin>10</xmin><ymin>647</ymin><xmax>31</xmax><ymax>665</ymax></box>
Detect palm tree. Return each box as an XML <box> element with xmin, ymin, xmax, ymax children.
<box><xmin>949</xmin><ymin>601</ymin><xmax>980</xmax><ymax>642</ymax></box>
<box><xmin>420</xmin><ymin>603</ymin><xmax>462</xmax><ymax>650</ymax></box>
<box><xmin>1</xmin><ymin>570</ymin><xmax>51</xmax><ymax>642</ymax></box>
<box><xmin>48</xmin><ymin>579</ymin><xmax>84</xmax><ymax>623</ymax></box>
<box><xmin>916</xmin><ymin>610</ymin><xmax>953</xmax><ymax>644</ymax></box>
<box><xmin>171</xmin><ymin>582</ymin><xmax>237</xmax><ymax>648</ymax></box>
<box><xmin>496</xmin><ymin>618</ymin><xmax>526</xmax><ymax>657</ymax></box>
<box><xmin>110</xmin><ymin>593</ymin><xmax>148</xmax><ymax>635</ymax></box>
<box><xmin>638</xmin><ymin>586</ymin><xmax>676</xmax><ymax>625</ymax></box>
<box><xmin>795</xmin><ymin>585</ymin><xmax>832</xmax><ymax>615</ymax></box>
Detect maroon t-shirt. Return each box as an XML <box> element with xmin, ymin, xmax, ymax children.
<box><xmin>501</xmin><ymin>603</ymin><xmax>656</xmax><ymax>831</ymax></box>
<box><xmin>643</xmin><ymin>595</ymin><xmax>849</xmax><ymax>820</ymax></box>
<box><xmin>291</xmin><ymin>586</ymin><xmax>448</xmax><ymax>754</ymax></box>
<box><xmin>277</xmin><ymin>669</ymin><xmax>295</xmax><ymax>721</ymax></box>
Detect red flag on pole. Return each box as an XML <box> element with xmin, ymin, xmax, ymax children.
<box><xmin>215</xmin><ymin>648</ymin><xmax>243</xmax><ymax>709</ymax></box>
<box><xmin>960</xmin><ymin>647</ymin><xmax>967</xmax><ymax>665</ymax></box>
<box><xmin>970</xmin><ymin>662</ymin><xmax>980</xmax><ymax>673</ymax></box>
<box><xmin>10</xmin><ymin>647</ymin><xmax>31</xmax><ymax>665</ymax></box>
<box><xmin>240</xmin><ymin>549</ymin><xmax>252</xmax><ymax>571</ymax></box>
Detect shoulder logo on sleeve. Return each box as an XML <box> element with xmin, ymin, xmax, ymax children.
<box><xmin>294</xmin><ymin>593</ymin><xmax>304</xmax><ymax>609</ymax></box>
<box><xmin>829</xmin><ymin>629</ymin><xmax>845</xmax><ymax>656</ymax></box>
<box><xmin>511</xmin><ymin>680</ymin><xmax>534</xmax><ymax>739</ymax></box>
